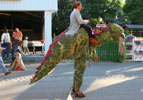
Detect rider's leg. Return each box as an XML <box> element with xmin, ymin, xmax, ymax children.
<box><xmin>80</xmin><ymin>24</ymin><xmax>99</xmax><ymax>43</ymax></box>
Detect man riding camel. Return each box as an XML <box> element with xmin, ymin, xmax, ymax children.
<box><xmin>66</xmin><ymin>1</ymin><xmax>99</xmax><ymax>43</ymax></box>
<box><xmin>30</xmin><ymin>0</ymin><xmax>125</xmax><ymax>98</ymax></box>
<box><xmin>30</xmin><ymin>1</ymin><xmax>112</xmax><ymax>98</ymax></box>
<box><xmin>65</xmin><ymin>1</ymin><xmax>99</xmax><ymax>97</ymax></box>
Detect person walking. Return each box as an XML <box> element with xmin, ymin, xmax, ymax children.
<box><xmin>23</xmin><ymin>37</ymin><xmax>29</xmax><ymax>54</ymax></box>
<box><xmin>1</xmin><ymin>29</ymin><xmax>11</xmax><ymax>59</ymax></box>
<box><xmin>0</xmin><ymin>44</ymin><xmax>11</xmax><ymax>75</ymax></box>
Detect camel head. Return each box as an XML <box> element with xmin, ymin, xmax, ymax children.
<box><xmin>109</xmin><ymin>23</ymin><xmax>125</xmax><ymax>44</ymax></box>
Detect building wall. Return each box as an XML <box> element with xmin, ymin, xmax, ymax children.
<box><xmin>0</xmin><ymin>0</ymin><xmax>57</xmax><ymax>11</ymax></box>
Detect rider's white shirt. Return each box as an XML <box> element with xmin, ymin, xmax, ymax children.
<box><xmin>65</xmin><ymin>9</ymin><xmax>88</xmax><ymax>35</ymax></box>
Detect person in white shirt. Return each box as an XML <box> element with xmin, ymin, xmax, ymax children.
<box><xmin>22</xmin><ymin>37</ymin><xmax>29</xmax><ymax>54</ymax></box>
<box><xmin>1</xmin><ymin>29</ymin><xmax>11</xmax><ymax>59</ymax></box>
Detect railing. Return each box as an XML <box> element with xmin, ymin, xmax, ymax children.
<box><xmin>64</xmin><ymin>40</ymin><xmax>125</xmax><ymax>62</ymax></box>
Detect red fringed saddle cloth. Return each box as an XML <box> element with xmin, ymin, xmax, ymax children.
<box><xmin>93</xmin><ymin>24</ymin><xmax>108</xmax><ymax>36</ymax></box>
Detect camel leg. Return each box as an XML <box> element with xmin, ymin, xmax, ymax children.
<box><xmin>73</xmin><ymin>54</ymin><xmax>86</xmax><ymax>92</ymax></box>
<box><xmin>73</xmin><ymin>38</ymin><xmax>89</xmax><ymax>92</ymax></box>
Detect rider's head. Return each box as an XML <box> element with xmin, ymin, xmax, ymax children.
<box><xmin>73</xmin><ymin>1</ymin><xmax>82</xmax><ymax>11</ymax></box>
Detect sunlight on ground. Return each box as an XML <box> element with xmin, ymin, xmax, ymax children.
<box><xmin>141</xmin><ymin>88</ymin><xmax>143</xmax><ymax>93</ymax></box>
<box><xmin>62</xmin><ymin>72</ymin><xmax>73</xmax><ymax>75</ymax></box>
<box><xmin>124</xmin><ymin>67</ymin><xmax>143</xmax><ymax>72</ymax></box>
<box><xmin>84</xmin><ymin>74</ymin><xmax>137</xmax><ymax>93</ymax></box>
<box><xmin>0</xmin><ymin>77</ymin><xmax>31</xmax><ymax>100</ymax></box>
<box><xmin>106</xmin><ymin>64</ymin><xmax>142</xmax><ymax>75</ymax></box>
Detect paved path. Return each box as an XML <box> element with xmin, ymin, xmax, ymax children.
<box><xmin>0</xmin><ymin>61</ymin><xmax>143</xmax><ymax>100</ymax></box>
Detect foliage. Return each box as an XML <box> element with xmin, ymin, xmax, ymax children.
<box><xmin>52</xmin><ymin>0</ymin><xmax>124</xmax><ymax>35</ymax></box>
<box><xmin>52</xmin><ymin>0</ymin><xmax>73</xmax><ymax>36</ymax></box>
<box><xmin>123</xmin><ymin>0</ymin><xmax>143</xmax><ymax>24</ymax></box>
<box><xmin>114</xmin><ymin>7</ymin><xmax>131</xmax><ymax>26</ymax></box>
<box><xmin>81</xmin><ymin>0</ymin><xmax>123</xmax><ymax>25</ymax></box>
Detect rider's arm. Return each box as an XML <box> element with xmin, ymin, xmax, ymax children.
<box><xmin>75</xmin><ymin>11</ymin><xmax>88</xmax><ymax>25</ymax></box>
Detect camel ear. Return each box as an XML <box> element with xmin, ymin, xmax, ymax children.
<box><xmin>121</xmin><ymin>33</ymin><xmax>125</xmax><ymax>39</ymax></box>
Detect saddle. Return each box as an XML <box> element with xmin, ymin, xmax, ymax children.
<box><xmin>93</xmin><ymin>24</ymin><xmax>107</xmax><ymax>36</ymax></box>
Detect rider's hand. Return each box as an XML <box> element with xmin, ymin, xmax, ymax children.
<box><xmin>88</xmin><ymin>20</ymin><xmax>90</xmax><ymax>24</ymax></box>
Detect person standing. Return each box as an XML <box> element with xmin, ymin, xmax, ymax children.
<box><xmin>23</xmin><ymin>36</ymin><xmax>29</xmax><ymax>54</ymax></box>
<box><xmin>1</xmin><ymin>29</ymin><xmax>11</xmax><ymax>59</ymax></box>
<box><xmin>0</xmin><ymin>44</ymin><xmax>11</xmax><ymax>75</ymax></box>
<box><xmin>12</xmin><ymin>27</ymin><xmax>23</xmax><ymax>42</ymax></box>
<box><xmin>12</xmin><ymin>27</ymin><xmax>23</xmax><ymax>60</ymax></box>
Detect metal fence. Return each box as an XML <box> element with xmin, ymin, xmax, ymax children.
<box><xmin>96</xmin><ymin>40</ymin><xmax>125</xmax><ymax>62</ymax></box>
<box><xmin>65</xmin><ymin>40</ymin><xmax>125</xmax><ymax>62</ymax></box>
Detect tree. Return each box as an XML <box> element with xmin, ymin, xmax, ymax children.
<box><xmin>123</xmin><ymin>0</ymin><xmax>143</xmax><ymax>24</ymax></box>
<box><xmin>52</xmin><ymin>0</ymin><xmax>124</xmax><ymax>36</ymax></box>
<box><xmin>114</xmin><ymin>7</ymin><xmax>131</xmax><ymax>26</ymax></box>
<box><xmin>81</xmin><ymin>0</ymin><xmax>123</xmax><ymax>25</ymax></box>
<box><xmin>52</xmin><ymin>0</ymin><xmax>73</xmax><ymax>36</ymax></box>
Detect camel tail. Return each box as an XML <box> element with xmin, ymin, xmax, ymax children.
<box><xmin>30</xmin><ymin>33</ymin><xmax>65</xmax><ymax>84</ymax></box>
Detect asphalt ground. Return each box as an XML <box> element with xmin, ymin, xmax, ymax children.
<box><xmin>0</xmin><ymin>61</ymin><xmax>143</xmax><ymax>100</ymax></box>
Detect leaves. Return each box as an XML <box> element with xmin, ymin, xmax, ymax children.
<box><xmin>52</xmin><ymin>0</ymin><xmax>124</xmax><ymax>35</ymax></box>
<box><xmin>123</xmin><ymin>0</ymin><xmax>143</xmax><ymax>24</ymax></box>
